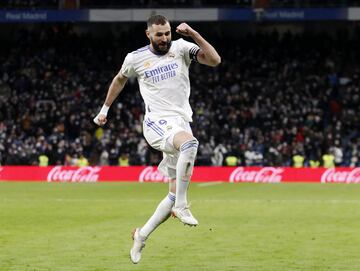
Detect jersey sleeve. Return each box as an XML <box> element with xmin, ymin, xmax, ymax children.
<box><xmin>120</xmin><ymin>53</ymin><xmax>136</xmax><ymax>78</ymax></box>
<box><xmin>179</xmin><ymin>38</ymin><xmax>200</xmax><ymax>65</ymax></box>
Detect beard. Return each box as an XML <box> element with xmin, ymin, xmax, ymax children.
<box><xmin>151</xmin><ymin>39</ymin><xmax>172</xmax><ymax>55</ymax></box>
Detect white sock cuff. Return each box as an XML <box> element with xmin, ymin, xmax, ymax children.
<box><xmin>180</xmin><ymin>139</ymin><xmax>199</xmax><ymax>152</ymax></box>
<box><xmin>168</xmin><ymin>192</ymin><xmax>176</xmax><ymax>202</ymax></box>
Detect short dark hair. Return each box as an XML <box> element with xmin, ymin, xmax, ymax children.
<box><xmin>147</xmin><ymin>14</ymin><xmax>169</xmax><ymax>28</ymax></box>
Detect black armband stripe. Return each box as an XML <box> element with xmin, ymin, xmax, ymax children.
<box><xmin>189</xmin><ymin>46</ymin><xmax>200</xmax><ymax>62</ymax></box>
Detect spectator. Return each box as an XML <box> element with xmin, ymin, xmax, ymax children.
<box><xmin>1</xmin><ymin>25</ymin><xmax>360</xmax><ymax>167</ymax></box>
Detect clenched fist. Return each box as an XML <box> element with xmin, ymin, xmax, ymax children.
<box><xmin>93</xmin><ymin>114</ymin><xmax>107</xmax><ymax>126</ymax></box>
<box><xmin>176</xmin><ymin>23</ymin><xmax>197</xmax><ymax>38</ymax></box>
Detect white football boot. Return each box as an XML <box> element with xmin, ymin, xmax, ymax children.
<box><xmin>130</xmin><ymin>228</ymin><xmax>146</xmax><ymax>264</ymax></box>
<box><xmin>172</xmin><ymin>206</ymin><xmax>198</xmax><ymax>226</ymax></box>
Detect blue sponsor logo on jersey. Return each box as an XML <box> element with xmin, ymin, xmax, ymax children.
<box><xmin>144</xmin><ymin>62</ymin><xmax>178</xmax><ymax>83</ymax></box>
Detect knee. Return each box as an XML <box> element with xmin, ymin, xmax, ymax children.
<box><xmin>179</xmin><ymin>138</ymin><xmax>199</xmax><ymax>160</ymax></box>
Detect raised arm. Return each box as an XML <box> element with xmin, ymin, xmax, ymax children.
<box><xmin>176</xmin><ymin>22</ymin><xmax>221</xmax><ymax>67</ymax></box>
<box><xmin>93</xmin><ymin>71</ymin><xmax>128</xmax><ymax>126</ymax></box>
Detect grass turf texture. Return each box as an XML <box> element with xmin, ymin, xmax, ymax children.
<box><xmin>1</xmin><ymin>182</ymin><xmax>360</xmax><ymax>271</ymax></box>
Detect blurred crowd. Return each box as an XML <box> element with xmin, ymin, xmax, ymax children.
<box><xmin>0</xmin><ymin>24</ymin><xmax>360</xmax><ymax>167</ymax></box>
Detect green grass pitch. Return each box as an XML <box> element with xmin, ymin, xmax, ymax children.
<box><xmin>1</xmin><ymin>182</ymin><xmax>360</xmax><ymax>271</ymax></box>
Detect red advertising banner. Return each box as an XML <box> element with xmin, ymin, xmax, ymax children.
<box><xmin>1</xmin><ymin>166</ymin><xmax>360</xmax><ymax>183</ymax></box>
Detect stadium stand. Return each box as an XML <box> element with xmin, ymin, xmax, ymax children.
<box><xmin>0</xmin><ymin>23</ymin><xmax>360</xmax><ymax>167</ymax></box>
<box><xmin>1</xmin><ymin>1</ymin><xmax>360</xmax><ymax>9</ymax></box>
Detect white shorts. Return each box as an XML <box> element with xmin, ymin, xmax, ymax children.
<box><xmin>143</xmin><ymin>114</ymin><xmax>193</xmax><ymax>179</ymax></box>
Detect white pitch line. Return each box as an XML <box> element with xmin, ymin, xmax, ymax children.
<box><xmin>197</xmin><ymin>181</ymin><xmax>224</xmax><ymax>187</ymax></box>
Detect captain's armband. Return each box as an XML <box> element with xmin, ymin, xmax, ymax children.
<box><xmin>189</xmin><ymin>46</ymin><xmax>200</xmax><ymax>62</ymax></box>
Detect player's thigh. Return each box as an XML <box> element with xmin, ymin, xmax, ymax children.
<box><xmin>167</xmin><ymin>117</ymin><xmax>195</xmax><ymax>151</ymax></box>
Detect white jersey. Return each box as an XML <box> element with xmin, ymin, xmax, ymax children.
<box><xmin>120</xmin><ymin>38</ymin><xmax>200</xmax><ymax>122</ymax></box>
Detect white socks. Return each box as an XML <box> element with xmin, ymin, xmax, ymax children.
<box><xmin>175</xmin><ymin>139</ymin><xmax>199</xmax><ymax>208</ymax></box>
<box><xmin>138</xmin><ymin>139</ymin><xmax>199</xmax><ymax>238</ymax></box>
<box><xmin>139</xmin><ymin>192</ymin><xmax>175</xmax><ymax>238</ymax></box>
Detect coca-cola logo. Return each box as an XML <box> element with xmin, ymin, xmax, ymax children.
<box><xmin>47</xmin><ymin>166</ymin><xmax>101</xmax><ymax>182</ymax></box>
<box><xmin>139</xmin><ymin>166</ymin><xmax>168</xmax><ymax>183</ymax></box>
<box><xmin>229</xmin><ymin>167</ymin><xmax>284</xmax><ymax>183</ymax></box>
<box><xmin>321</xmin><ymin>168</ymin><xmax>360</xmax><ymax>183</ymax></box>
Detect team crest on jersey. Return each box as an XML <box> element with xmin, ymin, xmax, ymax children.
<box><xmin>168</xmin><ymin>52</ymin><xmax>175</xmax><ymax>58</ymax></box>
<box><xmin>144</xmin><ymin>61</ymin><xmax>151</xmax><ymax>68</ymax></box>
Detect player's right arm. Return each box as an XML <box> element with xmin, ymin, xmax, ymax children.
<box><xmin>93</xmin><ymin>71</ymin><xmax>128</xmax><ymax>126</ymax></box>
<box><xmin>176</xmin><ymin>23</ymin><xmax>221</xmax><ymax>67</ymax></box>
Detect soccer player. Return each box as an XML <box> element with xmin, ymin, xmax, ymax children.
<box><xmin>93</xmin><ymin>14</ymin><xmax>221</xmax><ymax>264</ymax></box>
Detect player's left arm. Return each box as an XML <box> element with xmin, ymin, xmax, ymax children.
<box><xmin>176</xmin><ymin>22</ymin><xmax>221</xmax><ymax>67</ymax></box>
